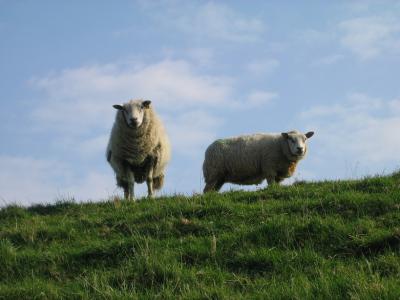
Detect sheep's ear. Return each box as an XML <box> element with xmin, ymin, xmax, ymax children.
<box><xmin>305</xmin><ymin>131</ymin><xmax>314</xmax><ymax>139</ymax></box>
<box><xmin>281</xmin><ymin>132</ymin><xmax>289</xmax><ymax>139</ymax></box>
<box><xmin>142</xmin><ymin>100</ymin><xmax>151</xmax><ymax>108</ymax></box>
<box><xmin>113</xmin><ymin>104</ymin><xmax>124</xmax><ymax>110</ymax></box>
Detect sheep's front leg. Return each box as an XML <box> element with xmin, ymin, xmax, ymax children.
<box><xmin>266</xmin><ymin>175</ymin><xmax>278</xmax><ymax>187</ymax></box>
<box><xmin>117</xmin><ymin>176</ymin><xmax>134</xmax><ymax>200</ymax></box>
<box><xmin>146</xmin><ymin>169</ymin><xmax>154</xmax><ymax>198</ymax></box>
<box><xmin>114</xmin><ymin>159</ymin><xmax>135</xmax><ymax>200</ymax></box>
<box><xmin>275</xmin><ymin>176</ymin><xmax>285</xmax><ymax>184</ymax></box>
<box><xmin>123</xmin><ymin>184</ymin><xmax>134</xmax><ymax>200</ymax></box>
<box><xmin>147</xmin><ymin>177</ymin><xmax>153</xmax><ymax>198</ymax></box>
<box><xmin>145</xmin><ymin>156</ymin><xmax>156</xmax><ymax>198</ymax></box>
<box><xmin>127</xmin><ymin>182</ymin><xmax>134</xmax><ymax>200</ymax></box>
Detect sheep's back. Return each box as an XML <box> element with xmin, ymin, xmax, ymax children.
<box><xmin>205</xmin><ymin>133</ymin><xmax>280</xmax><ymax>179</ymax></box>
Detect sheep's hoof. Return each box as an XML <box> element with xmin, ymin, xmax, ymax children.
<box><xmin>124</xmin><ymin>191</ymin><xmax>135</xmax><ymax>201</ymax></box>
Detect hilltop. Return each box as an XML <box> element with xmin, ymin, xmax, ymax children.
<box><xmin>1</xmin><ymin>173</ymin><xmax>400</xmax><ymax>299</ymax></box>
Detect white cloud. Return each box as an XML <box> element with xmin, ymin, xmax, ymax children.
<box><xmin>0</xmin><ymin>156</ymin><xmax>70</xmax><ymax>206</ymax></box>
<box><xmin>298</xmin><ymin>29</ymin><xmax>334</xmax><ymax>45</ymax></box>
<box><xmin>246</xmin><ymin>91</ymin><xmax>278</xmax><ymax>107</ymax></box>
<box><xmin>313</xmin><ymin>54</ymin><xmax>345</xmax><ymax>66</ymax></box>
<box><xmin>62</xmin><ymin>171</ymin><xmax>116</xmax><ymax>202</ymax></box>
<box><xmin>164</xmin><ymin>110</ymin><xmax>223</xmax><ymax>157</ymax></box>
<box><xmin>245</xmin><ymin>59</ymin><xmax>280</xmax><ymax>75</ymax></box>
<box><xmin>30</xmin><ymin>60</ymin><xmax>234</xmax><ymax>134</ymax></box>
<box><xmin>187</xmin><ymin>48</ymin><xmax>215</xmax><ymax>67</ymax></box>
<box><xmin>138</xmin><ymin>1</ymin><xmax>265</xmax><ymax>42</ymax></box>
<box><xmin>343</xmin><ymin>0</ymin><xmax>399</xmax><ymax>14</ymax></box>
<box><xmin>77</xmin><ymin>134</ymin><xmax>110</xmax><ymax>158</ymax></box>
<box><xmin>0</xmin><ymin>154</ymin><xmax>120</xmax><ymax>206</ymax></box>
<box><xmin>185</xmin><ymin>2</ymin><xmax>265</xmax><ymax>42</ymax></box>
<box><xmin>300</xmin><ymin>93</ymin><xmax>400</xmax><ymax>178</ymax></box>
<box><xmin>339</xmin><ymin>16</ymin><xmax>400</xmax><ymax>59</ymax></box>
<box><xmin>30</xmin><ymin>58</ymin><xmax>277</xmax><ymax>141</ymax></box>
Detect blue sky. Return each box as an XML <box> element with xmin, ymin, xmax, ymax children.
<box><xmin>1</xmin><ymin>0</ymin><xmax>400</xmax><ymax>205</ymax></box>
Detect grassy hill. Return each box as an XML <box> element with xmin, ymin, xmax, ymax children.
<box><xmin>1</xmin><ymin>173</ymin><xmax>400</xmax><ymax>299</ymax></box>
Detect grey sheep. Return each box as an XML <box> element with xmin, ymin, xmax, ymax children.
<box><xmin>203</xmin><ymin>130</ymin><xmax>314</xmax><ymax>193</ymax></box>
<box><xmin>106</xmin><ymin>99</ymin><xmax>171</xmax><ymax>200</ymax></box>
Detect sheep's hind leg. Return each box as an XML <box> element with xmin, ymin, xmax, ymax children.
<box><xmin>153</xmin><ymin>174</ymin><xmax>164</xmax><ymax>190</ymax></box>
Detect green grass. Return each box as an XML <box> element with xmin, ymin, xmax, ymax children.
<box><xmin>1</xmin><ymin>172</ymin><xmax>400</xmax><ymax>299</ymax></box>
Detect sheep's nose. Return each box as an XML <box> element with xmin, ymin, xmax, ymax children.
<box><xmin>297</xmin><ymin>147</ymin><xmax>303</xmax><ymax>153</ymax></box>
<box><xmin>130</xmin><ymin>118</ymin><xmax>138</xmax><ymax>124</ymax></box>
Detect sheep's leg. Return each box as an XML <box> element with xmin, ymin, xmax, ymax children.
<box><xmin>203</xmin><ymin>178</ymin><xmax>224</xmax><ymax>193</ymax></box>
<box><xmin>128</xmin><ymin>182</ymin><xmax>134</xmax><ymax>200</ymax></box>
<box><xmin>123</xmin><ymin>186</ymin><xmax>133</xmax><ymax>200</ymax></box>
<box><xmin>118</xmin><ymin>177</ymin><xmax>134</xmax><ymax>200</ymax></box>
<box><xmin>112</xmin><ymin>159</ymin><xmax>135</xmax><ymax>200</ymax></box>
<box><xmin>147</xmin><ymin>178</ymin><xmax>154</xmax><ymax>198</ymax></box>
<box><xmin>204</xmin><ymin>182</ymin><xmax>215</xmax><ymax>193</ymax></box>
<box><xmin>145</xmin><ymin>156</ymin><xmax>156</xmax><ymax>198</ymax></box>
<box><xmin>266</xmin><ymin>176</ymin><xmax>277</xmax><ymax>187</ymax></box>
<box><xmin>153</xmin><ymin>174</ymin><xmax>164</xmax><ymax>190</ymax></box>
<box><xmin>214</xmin><ymin>180</ymin><xmax>224</xmax><ymax>191</ymax></box>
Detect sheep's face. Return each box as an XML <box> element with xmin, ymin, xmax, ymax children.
<box><xmin>113</xmin><ymin>100</ymin><xmax>151</xmax><ymax>129</ymax></box>
<box><xmin>282</xmin><ymin>131</ymin><xmax>314</xmax><ymax>157</ymax></box>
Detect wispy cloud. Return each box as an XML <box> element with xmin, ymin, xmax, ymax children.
<box><xmin>30</xmin><ymin>59</ymin><xmax>234</xmax><ymax>134</ymax></box>
<box><xmin>300</xmin><ymin>93</ymin><xmax>400</xmax><ymax>178</ymax></box>
<box><xmin>245</xmin><ymin>58</ymin><xmax>280</xmax><ymax>75</ymax></box>
<box><xmin>246</xmin><ymin>91</ymin><xmax>278</xmax><ymax>107</ymax></box>
<box><xmin>339</xmin><ymin>16</ymin><xmax>400</xmax><ymax>60</ymax></box>
<box><xmin>180</xmin><ymin>2</ymin><xmax>265</xmax><ymax>42</ymax></box>
<box><xmin>313</xmin><ymin>54</ymin><xmax>345</xmax><ymax>66</ymax></box>
<box><xmin>165</xmin><ymin>110</ymin><xmax>223</xmax><ymax>157</ymax></box>
<box><xmin>298</xmin><ymin>29</ymin><xmax>334</xmax><ymax>45</ymax></box>
<box><xmin>137</xmin><ymin>1</ymin><xmax>266</xmax><ymax>42</ymax></box>
<box><xmin>0</xmin><ymin>156</ymin><xmax>69</xmax><ymax>206</ymax></box>
<box><xmin>0</xmin><ymin>154</ymin><xmax>118</xmax><ymax>206</ymax></box>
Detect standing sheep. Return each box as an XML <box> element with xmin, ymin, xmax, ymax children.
<box><xmin>106</xmin><ymin>99</ymin><xmax>171</xmax><ymax>200</ymax></box>
<box><xmin>203</xmin><ymin>130</ymin><xmax>314</xmax><ymax>193</ymax></box>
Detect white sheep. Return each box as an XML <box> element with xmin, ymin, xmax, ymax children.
<box><xmin>106</xmin><ymin>99</ymin><xmax>171</xmax><ymax>200</ymax></box>
<box><xmin>203</xmin><ymin>130</ymin><xmax>314</xmax><ymax>192</ymax></box>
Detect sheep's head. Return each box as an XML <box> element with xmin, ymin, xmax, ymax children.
<box><xmin>282</xmin><ymin>130</ymin><xmax>314</xmax><ymax>158</ymax></box>
<box><xmin>113</xmin><ymin>100</ymin><xmax>151</xmax><ymax>129</ymax></box>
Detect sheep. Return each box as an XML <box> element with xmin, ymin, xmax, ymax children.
<box><xmin>203</xmin><ymin>130</ymin><xmax>314</xmax><ymax>193</ymax></box>
<box><xmin>106</xmin><ymin>99</ymin><xmax>171</xmax><ymax>200</ymax></box>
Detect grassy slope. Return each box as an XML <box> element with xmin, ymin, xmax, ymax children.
<box><xmin>0</xmin><ymin>173</ymin><xmax>400</xmax><ymax>299</ymax></box>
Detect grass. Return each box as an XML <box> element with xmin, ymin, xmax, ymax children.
<box><xmin>0</xmin><ymin>172</ymin><xmax>399</xmax><ymax>299</ymax></box>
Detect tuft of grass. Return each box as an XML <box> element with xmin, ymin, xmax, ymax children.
<box><xmin>0</xmin><ymin>172</ymin><xmax>399</xmax><ymax>299</ymax></box>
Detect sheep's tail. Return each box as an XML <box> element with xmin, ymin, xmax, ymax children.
<box><xmin>153</xmin><ymin>174</ymin><xmax>164</xmax><ymax>190</ymax></box>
